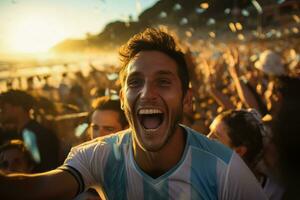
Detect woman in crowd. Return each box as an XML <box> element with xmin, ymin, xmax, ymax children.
<box><xmin>208</xmin><ymin>109</ymin><xmax>284</xmax><ymax>200</ymax></box>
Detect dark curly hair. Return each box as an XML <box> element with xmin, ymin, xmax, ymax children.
<box><xmin>0</xmin><ymin>90</ymin><xmax>36</xmax><ymax>112</ymax></box>
<box><xmin>217</xmin><ymin>109</ymin><xmax>264</xmax><ymax>167</ymax></box>
<box><xmin>91</xmin><ymin>96</ymin><xmax>128</xmax><ymax>128</ymax></box>
<box><xmin>119</xmin><ymin>28</ymin><xmax>190</xmax><ymax>95</ymax></box>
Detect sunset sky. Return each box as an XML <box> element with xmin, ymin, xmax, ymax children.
<box><xmin>0</xmin><ymin>0</ymin><xmax>158</xmax><ymax>53</ymax></box>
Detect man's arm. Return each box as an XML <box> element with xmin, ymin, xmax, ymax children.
<box><xmin>0</xmin><ymin>168</ymin><xmax>78</xmax><ymax>200</ymax></box>
<box><xmin>225</xmin><ymin>49</ymin><xmax>261</xmax><ymax>111</ymax></box>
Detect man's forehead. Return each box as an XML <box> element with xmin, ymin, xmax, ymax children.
<box><xmin>93</xmin><ymin>109</ymin><xmax>120</xmax><ymax>117</ymax></box>
<box><xmin>126</xmin><ymin>60</ymin><xmax>178</xmax><ymax>76</ymax></box>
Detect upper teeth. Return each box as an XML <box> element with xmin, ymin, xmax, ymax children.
<box><xmin>138</xmin><ymin>108</ymin><xmax>163</xmax><ymax>114</ymax></box>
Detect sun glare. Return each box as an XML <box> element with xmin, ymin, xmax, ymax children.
<box><xmin>7</xmin><ymin>14</ymin><xmax>68</xmax><ymax>53</ymax></box>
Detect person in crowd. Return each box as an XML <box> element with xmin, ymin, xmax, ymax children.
<box><xmin>0</xmin><ymin>28</ymin><xmax>267</xmax><ymax>200</ymax></box>
<box><xmin>208</xmin><ymin>109</ymin><xmax>284</xmax><ymax>200</ymax></box>
<box><xmin>88</xmin><ymin>96</ymin><xmax>128</xmax><ymax>139</ymax></box>
<box><xmin>0</xmin><ymin>90</ymin><xmax>60</xmax><ymax>172</ymax></box>
<box><xmin>272</xmin><ymin>76</ymin><xmax>300</xmax><ymax>199</ymax></box>
<box><xmin>66</xmin><ymin>84</ymin><xmax>90</xmax><ymax>112</ymax></box>
<box><xmin>74</xmin><ymin>96</ymin><xmax>128</xmax><ymax>199</ymax></box>
<box><xmin>0</xmin><ymin>139</ymin><xmax>35</xmax><ymax>174</ymax></box>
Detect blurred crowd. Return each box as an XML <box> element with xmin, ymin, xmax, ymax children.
<box><xmin>0</xmin><ymin>31</ymin><xmax>300</xmax><ymax>199</ymax></box>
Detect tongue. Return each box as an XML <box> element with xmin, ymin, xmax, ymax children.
<box><xmin>142</xmin><ymin>115</ymin><xmax>161</xmax><ymax>129</ymax></box>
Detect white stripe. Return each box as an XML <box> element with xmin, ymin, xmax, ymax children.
<box><xmin>216</xmin><ymin>155</ymin><xmax>230</xmax><ymax>200</ymax></box>
<box><xmin>126</xmin><ymin>145</ymin><xmax>144</xmax><ymax>200</ymax></box>
<box><xmin>168</xmin><ymin>148</ymin><xmax>192</xmax><ymax>200</ymax></box>
<box><xmin>90</xmin><ymin>142</ymin><xmax>111</xmax><ymax>185</ymax></box>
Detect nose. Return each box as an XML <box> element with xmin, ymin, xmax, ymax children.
<box><xmin>140</xmin><ymin>81</ymin><xmax>156</xmax><ymax>100</ymax></box>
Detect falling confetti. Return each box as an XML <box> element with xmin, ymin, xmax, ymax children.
<box><xmin>209</xmin><ymin>31</ymin><xmax>216</xmax><ymax>38</ymax></box>
<box><xmin>251</xmin><ymin>0</ymin><xmax>263</xmax><ymax>14</ymax></box>
<box><xmin>224</xmin><ymin>8</ymin><xmax>231</xmax><ymax>14</ymax></box>
<box><xmin>159</xmin><ymin>11</ymin><xmax>167</xmax><ymax>18</ymax></box>
<box><xmin>277</xmin><ymin>0</ymin><xmax>285</xmax><ymax>4</ymax></box>
<box><xmin>235</xmin><ymin>22</ymin><xmax>243</xmax><ymax>31</ymax></box>
<box><xmin>293</xmin><ymin>15</ymin><xmax>300</xmax><ymax>23</ymax></box>
<box><xmin>207</xmin><ymin>18</ymin><xmax>216</xmax><ymax>26</ymax></box>
<box><xmin>173</xmin><ymin>3</ymin><xmax>182</xmax><ymax>11</ymax></box>
<box><xmin>195</xmin><ymin>8</ymin><xmax>205</xmax><ymax>14</ymax></box>
<box><xmin>276</xmin><ymin>31</ymin><xmax>282</xmax><ymax>38</ymax></box>
<box><xmin>185</xmin><ymin>31</ymin><xmax>192</xmax><ymax>37</ymax></box>
<box><xmin>180</xmin><ymin>17</ymin><xmax>188</xmax><ymax>25</ymax></box>
<box><xmin>229</xmin><ymin>22</ymin><xmax>237</xmax><ymax>32</ymax></box>
<box><xmin>200</xmin><ymin>3</ymin><xmax>209</xmax><ymax>9</ymax></box>
<box><xmin>292</xmin><ymin>27</ymin><xmax>299</xmax><ymax>34</ymax></box>
<box><xmin>266</xmin><ymin>31</ymin><xmax>273</xmax><ymax>38</ymax></box>
<box><xmin>237</xmin><ymin>33</ymin><xmax>245</xmax><ymax>41</ymax></box>
<box><xmin>241</xmin><ymin>9</ymin><xmax>250</xmax><ymax>17</ymax></box>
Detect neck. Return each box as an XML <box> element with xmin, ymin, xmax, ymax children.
<box><xmin>133</xmin><ymin>126</ymin><xmax>186</xmax><ymax>178</ymax></box>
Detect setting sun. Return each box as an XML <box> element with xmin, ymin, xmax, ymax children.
<box><xmin>7</xmin><ymin>13</ymin><xmax>68</xmax><ymax>53</ymax></box>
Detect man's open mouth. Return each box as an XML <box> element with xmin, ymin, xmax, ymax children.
<box><xmin>138</xmin><ymin>108</ymin><xmax>164</xmax><ymax>131</ymax></box>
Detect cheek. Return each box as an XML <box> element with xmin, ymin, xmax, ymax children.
<box><xmin>124</xmin><ymin>90</ymin><xmax>138</xmax><ymax>109</ymax></box>
<box><xmin>170</xmin><ymin>97</ymin><xmax>184</xmax><ymax>113</ymax></box>
<box><xmin>162</xmin><ymin>88</ymin><xmax>183</xmax><ymax>104</ymax></box>
<box><xmin>219</xmin><ymin>134</ymin><xmax>232</xmax><ymax>147</ymax></box>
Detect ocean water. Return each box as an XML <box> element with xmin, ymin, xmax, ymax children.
<box><xmin>0</xmin><ymin>51</ymin><xmax>119</xmax><ymax>80</ymax></box>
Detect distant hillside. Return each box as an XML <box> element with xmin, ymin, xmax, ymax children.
<box><xmin>51</xmin><ymin>0</ymin><xmax>298</xmax><ymax>53</ymax></box>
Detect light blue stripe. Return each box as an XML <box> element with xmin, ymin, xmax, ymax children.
<box><xmin>103</xmin><ymin>144</ymin><xmax>127</xmax><ymax>200</ymax></box>
<box><xmin>185</xmin><ymin>126</ymin><xmax>232</xmax><ymax>164</ymax></box>
<box><xmin>190</xmin><ymin>148</ymin><xmax>218</xmax><ymax>200</ymax></box>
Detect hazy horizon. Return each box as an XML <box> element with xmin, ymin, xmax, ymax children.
<box><xmin>0</xmin><ymin>0</ymin><xmax>158</xmax><ymax>54</ymax></box>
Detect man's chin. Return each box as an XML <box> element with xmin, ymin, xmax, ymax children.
<box><xmin>141</xmin><ymin>143</ymin><xmax>164</xmax><ymax>153</ymax></box>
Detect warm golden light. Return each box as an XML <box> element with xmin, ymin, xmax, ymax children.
<box><xmin>293</xmin><ymin>14</ymin><xmax>300</xmax><ymax>23</ymax></box>
<box><xmin>237</xmin><ymin>33</ymin><xmax>245</xmax><ymax>41</ymax></box>
<box><xmin>228</xmin><ymin>22</ymin><xmax>237</xmax><ymax>32</ymax></box>
<box><xmin>208</xmin><ymin>31</ymin><xmax>216</xmax><ymax>38</ymax></box>
<box><xmin>235</xmin><ymin>22</ymin><xmax>243</xmax><ymax>31</ymax></box>
<box><xmin>200</xmin><ymin>3</ymin><xmax>209</xmax><ymax>9</ymax></box>
<box><xmin>7</xmin><ymin>13</ymin><xmax>68</xmax><ymax>53</ymax></box>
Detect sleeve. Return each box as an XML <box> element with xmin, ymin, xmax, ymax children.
<box><xmin>218</xmin><ymin>152</ymin><xmax>268</xmax><ymax>200</ymax></box>
<box><xmin>61</xmin><ymin>141</ymin><xmax>111</xmax><ymax>194</ymax></box>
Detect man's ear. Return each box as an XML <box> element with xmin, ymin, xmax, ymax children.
<box><xmin>183</xmin><ymin>88</ymin><xmax>193</xmax><ymax>112</ymax></box>
<box><xmin>234</xmin><ymin>146</ymin><xmax>248</xmax><ymax>158</ymax></box>
<box><xmin>119</xmin><ymin>89</ymin><xmax>124</xmax><ymax>110</ymax></box>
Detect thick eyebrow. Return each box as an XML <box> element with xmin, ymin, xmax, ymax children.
<box><xmin>155</xmin><ymin>70</ymin><xmax>177</xmax><ymax>77</ymax></box>
<box><xmin>126</xmin><ymin>71</ymin><xmax>142</xmax><ymax>79</ymax></box>
<box><xmin>127</xmin><ymin>70</ymin><xmax>176</xmax><ymax>79</ymax></box>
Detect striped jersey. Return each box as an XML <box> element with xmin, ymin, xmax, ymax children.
<box><xmin>63</xmin><ymin>125</ymin><xmax>267</xmax><ymax>200</ymax></box>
